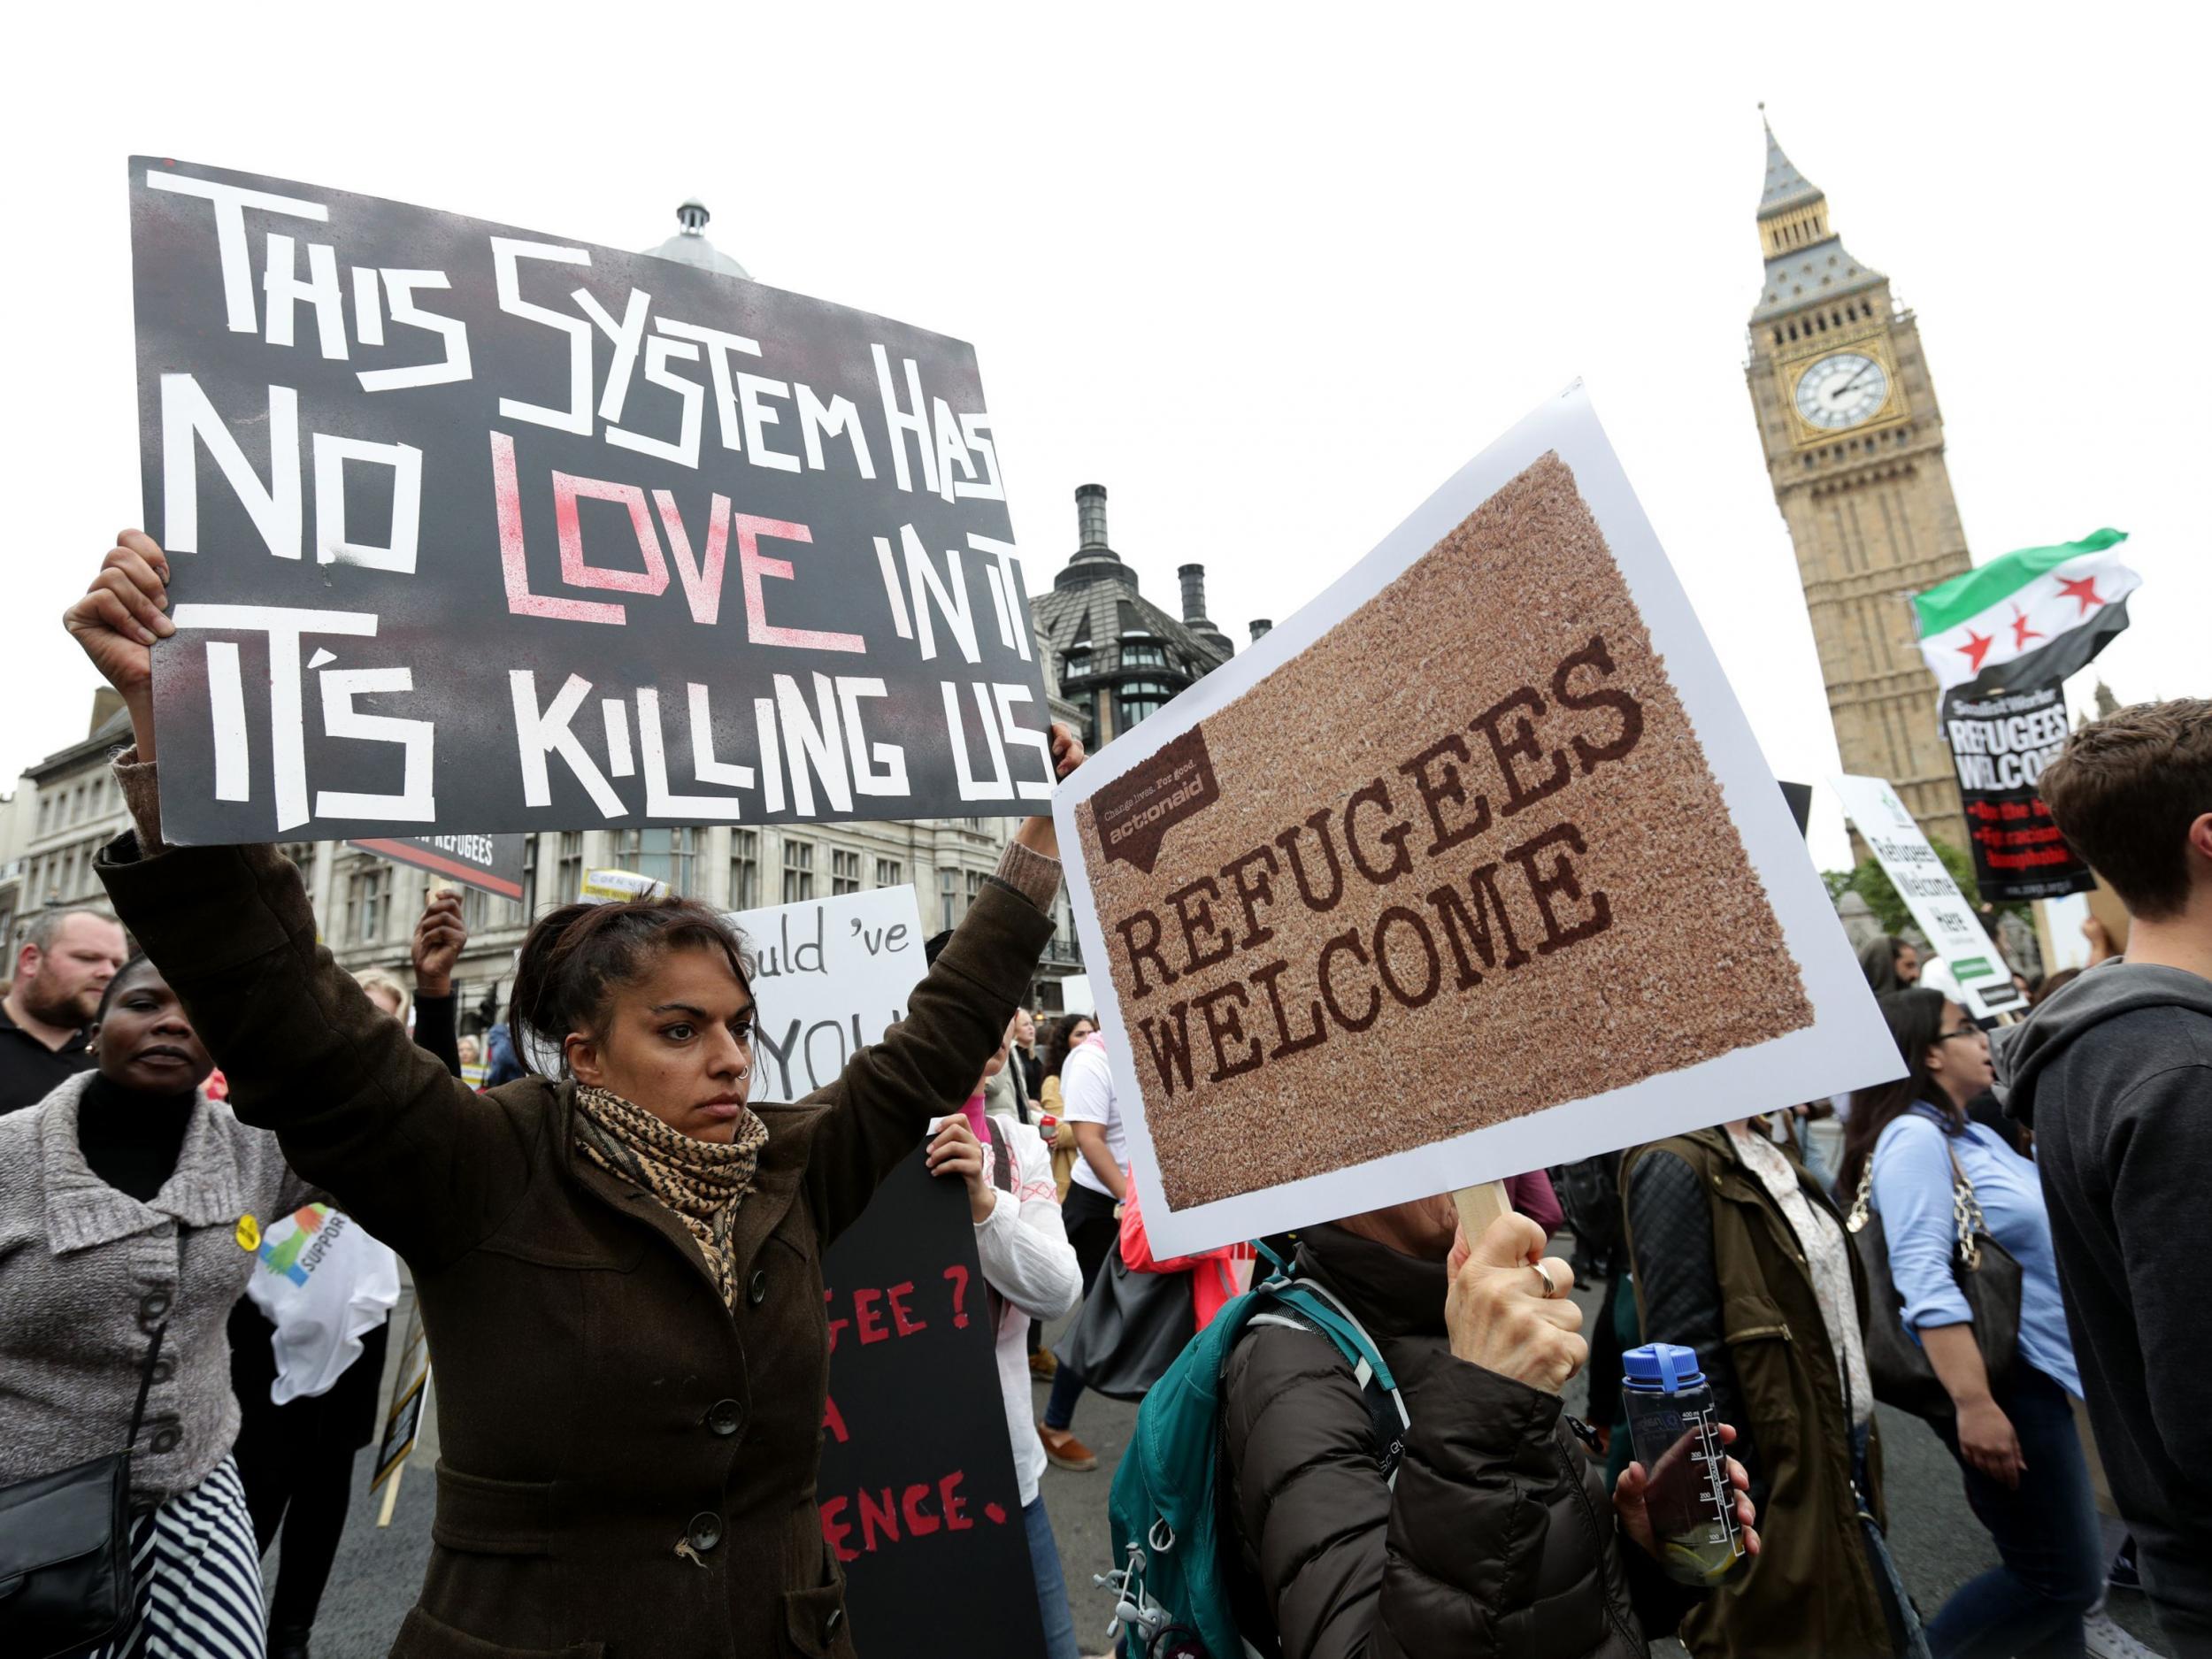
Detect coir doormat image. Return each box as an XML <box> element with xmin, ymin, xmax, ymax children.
<box><xmin>1073</xmin><ymin>450</ymin><xmax>1813</xmax><ymax>1211</ymax></box>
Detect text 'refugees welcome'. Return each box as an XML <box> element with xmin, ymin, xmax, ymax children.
<box><xmin>1110</xmin><ymin>635</ymin><xmax>1645</xmax><ymax>1095</ymax></box>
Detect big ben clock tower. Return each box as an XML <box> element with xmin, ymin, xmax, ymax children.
<box><xmin>1747</xmin><ymin>114</ymin><xmax>1972</xmax><ymax>854</ymax></box>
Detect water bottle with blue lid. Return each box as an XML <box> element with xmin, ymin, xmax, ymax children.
<box><xmin>1622</xmin><ymin>1342</ymin><xmax>1747</xmax><ymax>1586</ymax></box>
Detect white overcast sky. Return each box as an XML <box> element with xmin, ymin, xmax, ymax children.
<box><xmin>4</xmin><ymin>4</ymin><xmax>2200</xmax><ymax>873</ymax></box>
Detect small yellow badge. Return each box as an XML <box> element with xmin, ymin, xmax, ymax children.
<box><xmin>235</xmin><ymin>1215</ymin><xmax>260</xmax><ymax>1252</ymax></box>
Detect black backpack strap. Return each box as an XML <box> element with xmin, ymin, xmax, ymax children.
<box><xmin>127</xmin><ymin>1323</ymin><xmax>169</xmax><ymax>1452</ymax></box>
<box><xmin>983</xmin><ymin>1117</ymin><xmax>1015</xmax><ymax>1194</ymax></box>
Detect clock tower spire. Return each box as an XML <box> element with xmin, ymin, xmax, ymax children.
<box><xmin>1747</xmin><ymin>111</ymin><xmax>1973</xmax><ymax>855</ymax></box>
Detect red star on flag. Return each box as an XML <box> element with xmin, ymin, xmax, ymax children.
<box><xmin>2056</xmin><ymin>573</ymin><xmax>2107</xmax><ymax>615</ymax></box>
<box><xmin>2010</xmin><ymin>605</ymin><xmax>2043</xmax><ymax>650</ymax></box>
<box><xmin>1959</xmin><ymin>629</ymin><xmax>1995</xmax><ymax>673</ymax></box>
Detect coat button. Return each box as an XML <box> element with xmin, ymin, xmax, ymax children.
<box><xmin>150</xmin><ymin>1427</ymin><xmax>180</xmax><ymax>1455</ymax></box>
<box><xmin>748</xmin><ymin>1270</ymin><xmax>767</xmax><ymax>1307</ymax></box>
<box><xmin>687</xmin><ymin>1511</ymin><xmax>723</xmax><ymax>1552</ymax></box>
<box><xmin>705</xmin><ymin>1399</ymin><xmax>742</xmax><ymax>1437</ymax></box>
<box><xmin>150</xmin><ymin>1359</ymin><xmax>173</xmax><ymax>1384</ymax></box>
<box><xmin>140</xmin><ymin>1291</ymin><xmax>171</xmax><ymax>1322</ymax></box>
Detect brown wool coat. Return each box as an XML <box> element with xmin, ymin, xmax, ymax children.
<box><xmin>1621</xmin><ymin>1129</ymin><xmax>1893</xmax><ymax>1659</ymax></box>
<box><xmin>98</xmin><ymin>833</ymin><xmax>1052</xmax><ymax>1659</ymax></box>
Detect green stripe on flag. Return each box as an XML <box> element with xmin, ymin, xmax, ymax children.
<box><xmin>1913</xmin><ymin>528</ymin><xmax>2129</xmax><ymax>637</ymax></box>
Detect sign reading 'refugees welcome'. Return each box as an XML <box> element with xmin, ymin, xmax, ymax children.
<box><xmin>1057</xmin><ymin>388</ymin><xmax>1903</xmax><ymax>1259</ymax></box>
<box><xmin>130</xmin><ymin>159</ymin><xmax>1053</xmax><ymax>846</ymax></box>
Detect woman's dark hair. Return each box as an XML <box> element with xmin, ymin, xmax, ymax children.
<box><xmin>508</xmin><ymin>898</ymin><xmax>754</xmax><ymax>1078</ymax></box>
<box><xmin>94</xmin><ymin>952</ymin><xmax>159</xmax><ymax>1025</ymax></box>
<box><xmin>1836</xmin><ymin>988</ymin><xmax>1964</xmax><ymax>1198</ymax></box>
<box><xmin>1855</xmin><ymin>934</ymin><xmax>1907</xmax><ymax>995</ymax></box>
<box><xmin>1039</xmin><ymin>1011</ymin><xmax>1097</xmax><ymax>1081</ymax></box>
<box><xmin>2032</xmin><ymin>967</ymin><xmax>2082</xmax><ymax>1006</ymax></box>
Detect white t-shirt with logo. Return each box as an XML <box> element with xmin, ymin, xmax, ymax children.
<box><xmin>1060</xmin><ymin>1040</ymin><xmax>1125</xmax><ymax>1198</ymax></box>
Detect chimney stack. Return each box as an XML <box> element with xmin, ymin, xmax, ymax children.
<box><xmin>1249</xmin><ymin>619</ymin><xmax>1273</xmax><ymax>641</ymax></box>
<box><xmin>1177</xmin><ymin>564</ymin><xmax>1210</xmax><ymax>627</ymax></box>
<box><xmin>1075</xmin><ymin>484</ymin><xmax>1109</xmax><ymax>551</ymax></box>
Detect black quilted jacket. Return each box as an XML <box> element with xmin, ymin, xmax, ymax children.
<box><xmin>1220</xmin><ymin>1225</ymin><xmax>1694</xmax><ymax>1659</ymax></box>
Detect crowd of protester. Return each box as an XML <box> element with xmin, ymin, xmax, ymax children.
<box><xmin>0</xmin><ymin>534</ymin><xmax>2203</xmax><ymax>1659</ymax></box>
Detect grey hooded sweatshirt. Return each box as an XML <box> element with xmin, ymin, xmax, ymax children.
<box><xmin>1999</xmin><ymin>962</ymin><xmax>2212</xmax><ymax>1655</ymax></box>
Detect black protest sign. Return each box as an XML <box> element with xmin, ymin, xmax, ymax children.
<box><xmin>130</xmin><ymin>158</ymin><xmax>1053</xmax><ymax>847</ymax></box>
<box><xmin>818</xmin><ymin>1151</ymin><xmax>1042</xmax><ymax>1658</ymax></box>
<box><xmin>348</xmin><ymin>833</ymin><xmax>527</xmax><ymax>900</ymax></box>
<box><xmin>1941</xmin><ymin>684</ymin><xmax>2094</xmax><ymax>902</ymax></box>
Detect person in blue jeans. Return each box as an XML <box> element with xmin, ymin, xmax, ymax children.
<box><xmin>1840</xmin><ymin>989</ymin><xmax>2105</xmax><ymax>1659</ymax></box>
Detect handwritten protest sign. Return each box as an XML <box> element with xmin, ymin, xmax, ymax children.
<box><xmin>818</xmin><ymin>1156</ymin><xmax>1042</xmax><ymax>1658</ymax></box>
<box><xmin>1056</xmin><ymin>385</ymin><xmax>1900</xmax><ymax>1257</ymax></box>
<box><xmin>1832</xmin><ymin>772</ymin><xmax>2025</xmax><ymax>1019</ymax></box>
<box><xmin>347</xmin><ymin>833</ymin><xmax>526</xmax><ymax>900</ymax></box>
<box><xmin>722</xmin><ymin>884</ymin><xmax>1038</xmax><ymax>1653</ymax></box>
<box><xmin>129</xmin><ymin>158</ymin><xmax>1053</xmax><ymax>847</ymax></box>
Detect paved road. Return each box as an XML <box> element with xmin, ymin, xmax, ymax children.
<box><xmin>290</xmin><ymin>1281</ymin><xmax>2167</xmax><ymax>1656</ymax></box>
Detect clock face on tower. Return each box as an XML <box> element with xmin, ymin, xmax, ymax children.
<box><xmin>1794</xmin><ymin>350</ymin><xmax>1891</xmax><ymax>430</ymax></box>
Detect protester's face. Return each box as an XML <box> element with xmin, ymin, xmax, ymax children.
<box><xmin>1013</xmin><ymin>1009</ymin><xmax>1035</xmax><ymax>1048</ymax></box>
<box><xmin>365</xmin><ymin>984</ymin><xmax>404</xmax><ymax>1019</ymax></box>
<box><xmin>1924</xmin><ymin>1000</ymin><xmax>1993</xmax><ymax>1102</ymax></box>
<box><xmin>1351</xmin><ymin>1194</ymin><xmax>1461</xmax><ymax>1260</ymax></box>
<box><xmin>565</xmin><ymin>946</ymin><xmax>756</xmax><ymax>1142</ymax></box>
<box><xmin>19</xmin><ymin>915</ymin><xmax>128</xmax><ymax>1027</ymax></box>
<box><xmin>92</xmin><ymin>963</ymin><xmax>215</xmax><ymax>1094</ymax></box>
<box><xmin>1894</xmin><ymin>944</ymin><xmax>1920</xmax><ymax>985</ymax></box>
<box><xmin>457</xmin><ymin>1036</ymin><xmax>480</xmax><ymax>1064</ymax></box>
<box><xmin>1070</xmin><ymin>1019</ymin><xmax>1095</xmax><ymax>1048</ymax></box>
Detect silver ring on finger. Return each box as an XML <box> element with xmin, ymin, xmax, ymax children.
<box><xmin>1529</xmin><ymin>1261</ymin><xmax>1557</xmax><ymax>1299</ymax></box>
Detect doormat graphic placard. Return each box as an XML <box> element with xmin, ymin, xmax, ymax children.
<box><xmin>1056</xmin><ymin>386</ymin><xmax>1900</xmax><ymax>1257</ymax></box>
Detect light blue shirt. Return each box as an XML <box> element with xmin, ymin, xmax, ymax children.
<box><xmin>1869</xmin><ymin>1105</ymin><xmax>2081</xmax><ymax>1399</ymax></box>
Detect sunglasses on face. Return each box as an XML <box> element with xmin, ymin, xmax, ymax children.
<box><xmin>1935</xmin><ymin>1025</ymin><xmax>1988</xmax><ymax>1045</ymax></box>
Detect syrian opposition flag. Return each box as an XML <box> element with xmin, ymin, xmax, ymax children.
<box><xmin>1914</xmin><ymin>528</ymin><xmax>2139</xmax><ymax>695</ymax></box>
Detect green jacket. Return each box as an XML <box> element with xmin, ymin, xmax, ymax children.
<box><xmin>1622</xmin><ymin>1127</ymin><xmax>1893</xmax><ymax>1659</ymax></box>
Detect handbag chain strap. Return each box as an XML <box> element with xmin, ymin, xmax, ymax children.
<box><xmin>1845</xmin><ymin>1137</ymin><xmax>1986</xmax><ymax>1275</ymax></box>
<box><xmin>1946</xmin><ymin>1147</ymin><xmax>1986</xmax><ymax>1273</ymax></box>
<box><xmin>126</xmin><ymin>1322</ymin><xmax>171</xmax><ymax>1454</ymax></box>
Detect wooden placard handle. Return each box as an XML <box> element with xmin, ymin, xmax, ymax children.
<box><xmin>376</xmin><ymin>1460</ymin><xmax>404</xmax><ymax>1528</ymax></box>
<box><xmin>1453</xmin><ymin>1179</ymin><xmax>1512</xmax><ymax>1243</ymax></box>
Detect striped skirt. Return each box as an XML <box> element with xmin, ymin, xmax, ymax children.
<box><xmin>87</xmin><ymin>1456</ymin><xmax>265</xmax><ymax>1659</ymax></box>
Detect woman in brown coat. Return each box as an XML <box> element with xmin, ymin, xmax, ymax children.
<box><xmin>68</xmin><ymin>532</ymin><xmax>1083</xmax><ymax>1659</ymax></box>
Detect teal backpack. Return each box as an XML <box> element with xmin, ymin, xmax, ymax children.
<box><xmin>1098</xmin><ymin>1259</ymin><xmax>1409</xmax><ymax>1659</ymax></box>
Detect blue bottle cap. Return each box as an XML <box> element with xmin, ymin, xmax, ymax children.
<box><xmin>1623</xmin><ymin>1342</ymin><xmax>1706</xmax><ymax>1393</ymax></box>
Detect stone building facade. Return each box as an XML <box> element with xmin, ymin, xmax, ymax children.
<box><xmin>1746</xmin><ymin>118</ymin><xmax>1972</xmax><ymax>853</ymax></box>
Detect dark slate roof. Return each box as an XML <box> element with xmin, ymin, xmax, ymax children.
<box><xmin>1751</xmin><ymin>119</ymin><xmax>1886</xmax><ymax>324</ymax></box>
<box><xmin>1758</xmin><ymin>120</ymin><xmax>1823</xmax><ymax>216</ymax></box>
<box><xmin>1752</xmin><ymin>236</ymin><xmax>1886</xmax><ymax>322</ymax></box>
<box><xmin>1029</xmin><ymin>564</ymin><xmax>1232</xmax><ymax>685</ymax></box>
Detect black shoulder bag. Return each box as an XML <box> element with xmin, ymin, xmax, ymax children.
<box><xmin>0</xmin><ymin>1324</ymin><xmax>167</xmax><ymax>1659</ymax></box>
<box><xmin>1847</xmin><ymin>1143</ymin><xmax>2021</xmax><ymax>1423</ymax></box>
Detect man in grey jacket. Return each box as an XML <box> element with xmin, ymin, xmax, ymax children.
<box><xmin>2000</xmin><ymin>699</ymin><xmax>2212</xmax><ymax>1658</ymax></box>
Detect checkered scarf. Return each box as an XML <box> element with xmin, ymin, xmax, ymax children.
<box><xmin>572</xmin><ymin>1083</ymin><xmax>768</xmax><ymax>1308</ymax></box>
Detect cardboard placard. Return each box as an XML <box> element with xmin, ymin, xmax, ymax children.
<box><xmin>818</xmin><ymin>1155</ymin><xmax>1042</xmax><ymax>1658</ymax></box>
<box><xmin>1939</xmin><ymin>685</ymin><xmax>2094</xmax><ymax>902</ymax></box>
<box><xmin>726</xmin><ymin>886</ymin><xmax>925</xmax><ymax>1101</ymax></box>
<box><xmin>1832</xmin><ymin>772</ymin><xmax>2026</xmax><ymax>1019</ymax></box>
<box><xmin>1055</xmin><ymin>385</ymin><xmax>1901</xmax><ymax>1257</ymax></box>
<box><xmin>725</xmin><ymin>883</ymin><xmax>1037</xmax><ymax>1655</ymax></box>
<box><xmin>348</xmin><ymin>833</ymin><xmax>526</xmax><ymax>900</ymax></box>
<box><xmin>129</xmin><ymin>158</ymin><xmax>1052</xmax><ymax>847</ymax></box>
<box><xmin>372</xmin><ymin>1302</ymin><xmax>429</xmax><ymax>1493</ymax></box>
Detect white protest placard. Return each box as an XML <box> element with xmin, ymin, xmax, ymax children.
<box><xmin>726</xmin><ymin>886</ymin><xmax>927</xmax><ymax>1098</ymax></box>
<box><xmin>1055</xmin><ymin>384</ymin><xmax>1901</xmax><ymax>1258</ymax></box>
<box><xmin>1832</xmin><ymin>772</ymin><xmax>2025</xmax><ymax>1020</ymax></box>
